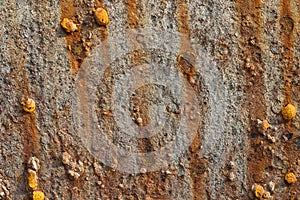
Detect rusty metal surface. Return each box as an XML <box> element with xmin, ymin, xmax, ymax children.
<box><xmin>0</xmin><ymin>0</ymin><xmax>300</xmax><ymax>199</ymax></box>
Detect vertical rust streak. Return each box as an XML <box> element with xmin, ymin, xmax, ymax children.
<box><xmin>280</xmin><ymin>0</ymin><xmax>293</xmax><ymax>105</ymax></box>
<box><xmin>279</xmin><ymin>0</ymin><xmax>300</xmax><ymax>195</ymax></box>
<box><xmin>177</xmin><ymin>1</ymin><xmax>190</xmax><ymax>51</ymax></box>
<box><xmin>177</xmin><ymin>1</ymin><xmax>206</xmax><ymax>199</ymax></box>
<box><xmin>236</xmin><ymin>0</ymin><xmax>268</xmax><ymax>194</ymax></box>
<box><xmin>126</xmin><ymin>0</ymin><xmax>139</xmax><ymax>28</ymax></box>
<box><xmin>124</xmin><ymin>8</ymin><xmax>172</xmax><ymax>198</ymax></box>
<box><xmin>7</xmin><ymin>1</ymin><xmax>39</xmax><ymax>160</ymax></box>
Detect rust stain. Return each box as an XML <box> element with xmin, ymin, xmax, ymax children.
<box><xmin>60</xmin><ymin>0</ymin><xmax>108</xmax><ymax>73</ymax></box>
<box><xmin>176</xmin><ymin>1</ymin><xmax>207</xmax><ymax>199</ymax></box>
<box><xmin>177</xmin><ymin>2</ymin><xmax>190</xmax><ymax>37</ymax></box>
<box><xmin>279</xmin><ymin>0</ymin><xmax>295</xmax><ymax>134</ymax></box>
<box><xmin>280</xmin><ymin>0</ymin><xmax>293</xmax><ymax>105</ymax></box>
<box><xmin>177</xmin><ymin>2</ymin><xmax>196</xmax><ymax>86</ymax></box>
<box><xmin>60</xmin><ymin>0</ymin><xmax>82</xmax><ymax>73</ymax></box>
<box><xmin>236</xmin><ymin>0</ymin><xmax>269</xmax><ymax>196</ymax></box>
<box><xmin>279</xmin><ymin>0</ymin><xmax>300</xmax><ymax>194</ymax></box>
<box><xmin>177</xmin><ymin>1</ymin><xmax>191</xmax><ymax>54</ymax></box>
<box><xmin>93</xmin><ymin>1</ymin><xmax>173</xmax><ymax>199</ymax></box>
<box><xmin>6</xmin><ymin>2</ymin><xmax>40</xmax><ymax>162</ymax></box>
<box><xmin>125</xmin><ymin>0</ymin><xmax>149</xmax><ymax>128</ymax></box>
<box><xmin>126</xmin><ymin>0</ymin><xmax>140</xmax><ymax>28</ymax></box>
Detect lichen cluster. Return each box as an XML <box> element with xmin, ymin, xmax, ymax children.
<box><xmin>27</xmin><ymin>157</ymin><xmax>45</xmax><ymax>199</ymax></box>
<box><xmin>33</xmin><ymin>191</ymin><xmax>45</xmax><ymax>200</ymax></box>
<box><xmin>282</xmin><ymin>104</ymin><xmax>297</xmax><ymax>120</ymax></box>
<box><xmin>22</xmin><ymin>98</ymin><xmax>36</xmax><ymax>113</ymax></box>
<box><xmin>93</xmin><ymin>7</ymin><xmax>109</xmax><ymax>26</ymax></box>
<box><xmin>285</xmin><ymin>172</ymin><xmax>297</xmax><ymax>184</ymax></box>
<box><xmin>60</xmin><ymin>18</ymin><xmax>78</xmax><ymax>33</ymax></box>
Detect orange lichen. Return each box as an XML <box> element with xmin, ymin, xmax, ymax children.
<box><xmin>33</xmin><ymin>191</ymin><xmax>45</xmax><ymax>200</ymax></box>
<box><xmin>282</xmin><ymin>104</ymin><xmax>297</xmax><ymax>120</ymax></box>
<box><xmin>28</xmin><ymin>169</ymin><xmax>38</xmax><ymax>190</ymax></box>
<box><xmin>93</xmin><ymin>7</ymin><xmax>109</xmax><ymax>26</ymax></box>
<box><xmin>263</xmin><ymin>119</ymin><xmax>270</xmax><ymax>131</ymax></box>
<box><xmin>254</xmin><ymin>184</ymin><xmax>264</xmax><ymax>198</ymax></box>
<box><xmin>60</xmin><ymin>18</ymin><xmax>78</xmax><ymax>33</ymax></box>
<box><xmin>21</xmin><ymin>98</ymin><xmax>36</xmax><ymax>113</ymax></box>
<box><xmin>285</xmin><ymin>172</ymin><xmax>297</xmax><ymax>184</ymax></box>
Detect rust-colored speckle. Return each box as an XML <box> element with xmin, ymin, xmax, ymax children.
<box><xmin>177</xmin><ymin>52</ymin><xmax>197</xmax><ymax>85</ymax></box>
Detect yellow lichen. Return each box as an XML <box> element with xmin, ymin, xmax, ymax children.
<box><xmin>254</xmin><ymin>184</ymin><xmax>264</xmax><ymax>198</ymax></box>
<box><xmin>282</xmin><ymin>104</ymin><xmax>297</xmax><ymax>120</ymax></box>
<box><xmin>22</xmin><ymin>98</ymin><xmax>36</xmax><ymax>113</ymax></box>
<box><xmin>93</xmin><ymin>7</ymin><xmax>109</xmax><ymax>26</ymax></box>
<box><xmin>60</xmin><ymin>18</ymin><xmax>78</xmax><ymax>33</ymax></box>
<box><xmin>28</xmin><ymin>169</ymin><xmax>38</xmax><ymax>190</ymax></box>
<box><xmin>285</xmin><ymin>172</ymin><xmax>297</xmax><ymax>184</ymax></box>
<box><xmin>33</xmin><ymin>191</ymin><xmax>45</xmax><ymax>200</ymax></box>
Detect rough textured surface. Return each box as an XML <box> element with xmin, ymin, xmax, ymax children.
<box><xmin>0</xmin><ymin>0</ymin><xmax>300</xmax><ymax>199</ymax></box>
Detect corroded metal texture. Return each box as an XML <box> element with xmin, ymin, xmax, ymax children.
<box><xmin>0</xmin><ymin>0</ymin><xmax>300</xmax><ymax>199</ymax></box>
